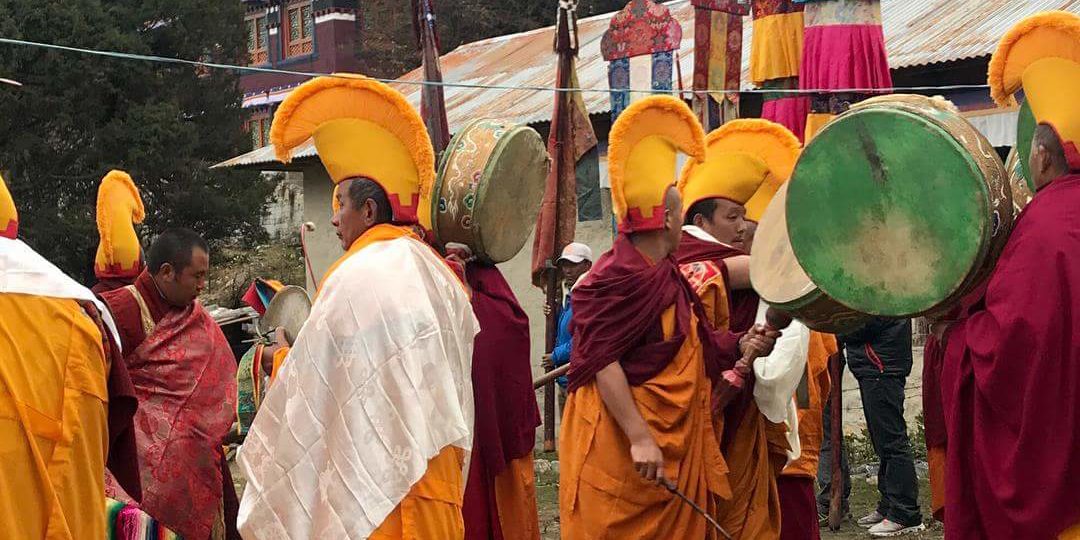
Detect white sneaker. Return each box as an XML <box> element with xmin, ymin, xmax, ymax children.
<box><xmin>857</xmin><ymin>510</ymin><xmax>886</xmax><ymax>528</ymax></box>
<box><xmin>868</xmin><ymin>519</ymin><xmax>927</xmax><ymax>537</ymax></box>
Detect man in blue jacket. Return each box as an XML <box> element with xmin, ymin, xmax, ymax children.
<box><xmin>542</xmin><ymin>242</ymin><xmax>593</xmax><ymax>416</ymax></box>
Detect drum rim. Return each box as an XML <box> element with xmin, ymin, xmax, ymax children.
<box><xmin>473</xmin><ymin>123</ymin><xmax>546</xmax><ymax>263</ymax></box>
<box><xmin>787</xmin><ymin>105</ymin><xmax>995</xmax><ymax>318</ymax></box>
<box><xmin>431</xmin><ymin>118</ymin><xmax>484</xmax><ymax>246</ymax></box>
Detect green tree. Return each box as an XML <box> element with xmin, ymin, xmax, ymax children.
<box><xmin>0</xmin><ymin>0</ymin><xmax>272</xmax><ymax>282</ymax></box>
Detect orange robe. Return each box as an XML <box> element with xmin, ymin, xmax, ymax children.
<box><xmin>293</xmin><ymin>224</ymin><xmax>469</xmax><ymax>539</ymax></box>
<box><xmin>683</xmin><ymin>262</ymin><xmax>787</xmax><ymax>539</ymax></box>
<box><xmin>0</xmin><ymin>294</ymin><xmax>109</xmax><ymax>540</ymax></box>
<box><xmin>559</xmin><ymin>306</ymin><xmax>729</xmax><ymax>539</ymax></box>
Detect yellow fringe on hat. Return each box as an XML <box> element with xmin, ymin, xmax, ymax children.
<box><xmin>988</xmin><ymin>11</ymin><xmax>1080</xmax><ymax>106</ymax></box>
<box><xmin>96</xmin><ymin>170</ymin><xmax>145</xmax><ymax>272</ymax></box>
<box><xmin>608</xmin><ymin>95</ymin><xmax>706</xmax><ymax>223</ymax></box>
<box><xmin>708</xmin><ymin>118</ymin><xmax>801</xmax><ymax>180</ymax></box>
<box><xmin>270</xmin><ymin>74</ymin><xmax>435</xmax><ymax>198</ymax></box>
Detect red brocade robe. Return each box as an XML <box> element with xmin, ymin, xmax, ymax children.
<box><xmin>99</xmin><ymin>271</ymin><xmax>238</xmax><ymax>540</ymax></box>
<box><xmin>462</xmin><ymin>264</ymin><xmax>541</xmax><ymax>540</ymax></box>
<box><xmin>941</xmin><ymin>174</ymin><xmax>1080</xmax><ymax>539</ymax></box>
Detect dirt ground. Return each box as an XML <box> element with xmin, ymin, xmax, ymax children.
<box><xmin>230</xmin><ymin>452</ymin><xmax>942</xmax><ymax>540</ymax></box>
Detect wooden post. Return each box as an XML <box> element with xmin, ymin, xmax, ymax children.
<box><xmin>828</xmin><ymin>351</ymin><xmax>844</xmax><ymax>531</ymax></box>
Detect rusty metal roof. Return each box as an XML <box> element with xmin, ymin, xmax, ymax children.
<box><xmin>391</xmin><ymin>0</ymin><xmax>1080</xmax><ymax>131</ymax></box>
<box><xmin>211</xmin><ymin>137</ymin><xmax>317</xmax><ymax>169</ymax></box>
<box><xmin>216</xmin><ymin>0</ymin><xmax>1079</xmax><ymax>168</ymax></box>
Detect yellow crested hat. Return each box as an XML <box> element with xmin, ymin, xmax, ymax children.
<box><xmin>609</xmin><ymin>95</ymin><xmax>706</xmax><ymax>233</ymax></box>
<box><xmin>272</xmin><ymin>74</ymin><xmax>435</xmax><ymax>224</ymax></box>
<box><xmin>0</xmin><ymin>172</ymin><xmax>16</xmax><ymax>239</ymax></box>
<box><xmin>95</xmin><ymin>170</ymin><xmax>146</xmax><ymax>279</ymax></box>
<box><xmin>678</xmin><ymin>130</ymin><xmax>771</xmax><ymax>214</ymax></box>
<box><xmin>989</xmin><ymin>11</ymin><xmax>1080</xmax><ymax>171</ymax></box>
<box><xmin>682</xmin><ymin>119</ymin><xmax>800</xmax><ymax>222</ymax></box>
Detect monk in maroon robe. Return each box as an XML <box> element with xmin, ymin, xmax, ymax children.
<box><xmin>938</xmin><ymin>125</ymin><xmax>1080</xmax><ymax>539</ymax></box>
<box><xmin>99</xmin><ymin>229</ymin><xmax>239</xmax><ymax>540</ymax></box>
<box><xmin>462</xmin><ymin>262</ymin><xmax>542</xmax><ymax>540</ymax></box>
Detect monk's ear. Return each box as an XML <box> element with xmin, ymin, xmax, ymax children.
<box><xmin>159</xmin><ymin>262</ymin><xmax>176</xmax><ymax>280</ymax></box>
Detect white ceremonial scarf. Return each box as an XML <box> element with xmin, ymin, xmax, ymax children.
<box><xmin>751</xmin><ymin>300</ymin><xmax>808</xmax><ymax>465</ymax></box>
<box><xmin>0</xmin><ymin>237</ymin><xmax>121</xmax><ymax>348</ymax></box>
<box><xmin>237</xmin><ymin>235</ymin><xmax>479</xmax><ymax>539</ymax></box>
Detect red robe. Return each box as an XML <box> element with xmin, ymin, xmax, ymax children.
<box><xmin>942</xmin><ymin>173</ymin><xmax>1080</xmax><ymax>539</ymax></box>
<box><xmin>100</xmin><ymin>271</ymin><xmax>239</xmax><ymax>539</ymax></box>
<box><xmin>462</xmin><ymin>264</ymin><xmax>541</xmax><ymax>540</ymax></box>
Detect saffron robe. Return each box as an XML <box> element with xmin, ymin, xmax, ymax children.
<box><xmin>100</xmin><ymin>271</ymin><xmax>238</xmax><ymax>540</ymax></box>
<box><xmin>942</xmin><ymin>174</ymin><xmax>1080</xmax><ymax>539</ymax></box>
<box><xmin>462</xmin><ymin>264</ymin><xmax>541</xmax><ymax>540</ymax></box>
<box><xmin>238</xmin><ymin>224</ymin><xmax>479</xmax><ymax>539</ymax></box>
<box><xmin>677</xmin><ymin>227</ymin><xmax>788</xmax><ymax>540</ymax></box>
<box><xmin>0</xmin><ymin>237</ymin><xmax>128</xmax><ymax>540</ymax></box>
<box><xmin>560</xmin><ymin>233</ymin><xmax>735</xmax><ymax>539</ymax></box>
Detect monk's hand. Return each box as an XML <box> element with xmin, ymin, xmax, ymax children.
<box><xmin>630</xmin><ymin>434</ymin><xmax>666</xmax><ymax>484</ymax></box>
<box><xmin>738</xmin><ymin>325</ymin><xmax>780</xmax><ymax>361</ymax></box>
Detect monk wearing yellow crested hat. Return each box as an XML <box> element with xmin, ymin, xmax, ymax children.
<box><xmin>559</xmin><ymin>95</ymin><xmax>778</xmax><ymax>538</ymax></box>
<box><xmin>933</xmin><ymin>10</ymin><xmax>1080</xmax><ymax>539</ymax></box>
<box><xmin>237</xmin><ymin>75</ymin><xmax>480</xmax><ymax>539</ymax></box>
<box><xmin>0</xmin><ymin>173</ymin><xmax>139</xmax><ymax>540</ymax></box>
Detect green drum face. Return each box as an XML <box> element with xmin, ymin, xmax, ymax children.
<box><xmin>434</xmin><ymin>119</ymin><xmax>550</xmax><ymax>264</ymax></box>
<box><xmin>1017</xmin><ymin>99</ymin><xmax>1036</xmax><ymax>192</ymax></box>
<box><xmin>751</xmin><ymin>183</ymin><xmax>872</xmax><ymax>334</ymax></box>
<box><xmin>787</xmin><ymin>96</ymin><xmax>1010</xmax><ymax>318</ymax></box>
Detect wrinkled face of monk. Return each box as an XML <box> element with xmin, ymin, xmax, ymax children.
<box><xmin>331</xmin><ymin>178</ymin><xmax>378</xmax><ymax>251</ymax></box>
<box><xmin>157</xmin><ymin>247</ymin><xmax>209</xmax><ymax>307</ymax></box>
<box><xmin>662</xmin><ymin>186</ymin><xmax>683</xmax><ymax>256</ymax></box>
<box><xmin>695</xmin><ymin>198</ymin><xmax>748</xmax><ymax>249</ymax></box>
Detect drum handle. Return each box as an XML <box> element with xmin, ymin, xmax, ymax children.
<box><xmin>300</xmin><ymin>222</ymin><xmax>318</xmax><ymax>293</ymax></box>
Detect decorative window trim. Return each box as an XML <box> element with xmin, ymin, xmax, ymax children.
<box><xmin>245</xmin><ymin>11</ymin><xmax>270</xmax><ymax>65</ymax></box>
<box><xmin>282</xmin><ymin>1</ymin><xmax>315</xmax><ymax>59</ymax></box>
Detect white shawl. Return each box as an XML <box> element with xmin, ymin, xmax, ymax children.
<box><xmin>0</xmin><ymin>237</ymin><xmax>121</xmax><ymax>347</ymax></box>
<box><xmin>238</xmin><ymin>235</ymin><xmax>479</xmax><ymax>539</ymax></box>
<box><xmin>751</xmin><ymin>301</ymin><xmax>809</xmax><ymax>465</ymax></box>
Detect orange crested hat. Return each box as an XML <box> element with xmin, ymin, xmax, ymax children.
<box><xmin>95</xmin><ymin>170</ymin><xmax>146</xmax><ymax>279</ymax></box>
<box><xmin>989</xmin><ymin>10</ymin><xmax>1080</xmax><ymax>172</ymax></box>
<box><xmin>681</xmin><ymin>119</ymin><xmax>800</xmax><ymax>222</ymax></box>
<box><xmin>608</xmin><ymin>95</ymin><xmax>706</xmax><ymax>233</ymax></box>
<box><xmin>0</xmin><ymin>172</ymin><xmax>16</xmax><ymax>239</ymax></box>
<box><xmin>271</xmin><ymin>74</ymin><xmax>435</xmax><ymax>224</ymax></box>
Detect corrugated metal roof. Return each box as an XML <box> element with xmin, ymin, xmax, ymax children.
<box><xmin>211</xmin><ymin>137</ymin><xmax>316</xmax><ymax>169</ymax></box>
<box><xmin>391</xmin><ymin>0</ymin><xmax>1080</xmax><ymax>131</ymax></box>
<box><xmin>216</xmin><ymin>0</ymin><xmax>1079</xmax><ymax>168</ymax></box>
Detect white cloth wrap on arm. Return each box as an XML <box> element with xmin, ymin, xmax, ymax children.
<box><xmin>237</xmin><ymin>235</ymin><xmax>479</xmax><ymax>539</ymax></box>
<box><xmin>751</xmin><ymin>301</ymin><xmax>809</xmax><ymax>464</ymax></box>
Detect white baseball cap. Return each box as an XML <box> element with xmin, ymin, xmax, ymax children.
<box><xmin>558</xmin><ymin>242</ymin><xmax>593</xmax><ymax>264</ymax></box>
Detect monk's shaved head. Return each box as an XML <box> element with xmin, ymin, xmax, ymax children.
<box><xmin>1031</xmin><ymin>124</ymin><xmax>1069</xmax><ymax>191</ymax></box>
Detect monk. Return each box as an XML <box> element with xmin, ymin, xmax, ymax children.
<box><xmin>462</xmin><ymin>259</ymin><xmax>542</xmax><ymax>540</ymax></box>
<box><xmin>99</xmin><ymin>228</ymin><xmax>238</xmax><ymax>540</ymax></box>
<box><xmin>92</xmin><ymin>170</ymin><xmax>146</xmax><ymax>294</ymax></box>
<box><xmin>677</xmin><ymin>119</ymin><xmax>806</xmax><ymax>539</ymax></box>
<box><xmin>0</xmin><ymin>173</ymin><xmax>137</xmax><ymax>540</ymax></box>
<box><xmin>937</xmin><ymin>11</ymin><xmax>1080</xmax><ymax>538</ymax></box>
<box><xmin>238</xmin><ymin>75</ymin><xmax>479</xmax><ymax>539</ymax></box>
<box><xmin>559</xmin><ymin>95</ymin><xmax>777</xmax><ymax>539</ymax></box>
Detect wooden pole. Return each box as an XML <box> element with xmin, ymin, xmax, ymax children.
<box><xmin>828</xmin><ymin>350</ymin><xmax>844</xmax><ymax>531</ymax></box>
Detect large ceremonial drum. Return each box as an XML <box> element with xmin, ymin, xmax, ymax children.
<box><xmin>432</xmin><ymin>119</ymin><xmax>550</xmax><ymax>264</ymax></box>
<box><xmin>786</xmin><ymin>94</ymin><xmax>1013</xmax><ymax>319</ymax></box>
<box><xmin>751</xmin><ymin>183</ymin><xmax>873</xmax><ymax>334</ymax></box>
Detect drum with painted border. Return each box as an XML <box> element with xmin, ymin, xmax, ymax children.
<box><xmin>432</xmin><ymin>119</ymin><xmax>549</xmax><ymax>264</ymax></box>
<box><xmin>786</xmin><ymin>94</ymin><xmax>1013</xmax><ymax>319</ymax></box>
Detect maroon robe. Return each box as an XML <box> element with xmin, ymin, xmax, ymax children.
<box><xmin>941</xmin><ymin>173</ymin><xmax>1080</xmax><ymax>539</ymax></box>
<box><xmin>568</xmin><ymin>233</ymin><xmax>742</xmax><ymax>392</ymax></box>
<box><xmin>99</xmin><ymin>271</ymin><xmax>240</xmax><ymax>539</ymax></box>
<box><xmin>462</xmin><ymin>264</ymin><xmax>541</xmax><ymax>540</ymax></box>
